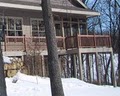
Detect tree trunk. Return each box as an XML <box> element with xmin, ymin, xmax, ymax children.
<box><xmin>118</xmin><ymin>10</ymin><xmax>120</xmax><ymax>85</ymax></box>
<box><xmin>0</xmin><ymin>42</ymin><xmax>7</xmax><ymax>96</ymax></box>
<box><xmin>41</xmin><ymin>0</ymin><xmax>64</xmax><ymax>96</ymax></box>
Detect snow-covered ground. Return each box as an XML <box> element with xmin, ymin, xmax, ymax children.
<box><xmin>3</xmin><ymin>55</ymin><xmax>120</xmax><ymax>96</ymax></box>
<box><xmin>3</xmin><ymin>56</ymin><xmax>12</xmax><ymax>64</ymax></box>
<box><xmin>6</xmin><ymin>72</ymin><xmax>120</xmax><ymax>96</ymax></box>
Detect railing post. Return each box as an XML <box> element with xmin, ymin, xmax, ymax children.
<box><xmin>65</xmin><ymin>37</ymin><xmax>67</xmax><ymax>50</ymax></box>
<box><xmin>4</xmin><ymin>35</ymin><xmax>6</xmax><ymax>51</ymax></box>
<box><xmin>76</xmin><ymin>34</ymin><xmax>79</xmax><ymax>48</ymax></box>
<box><xmin>109</xmin><ymin>35</ymin><xmax>112</xmax><ymax>47</ymax></box>
<box><xmin>94</xmin><ymin>34</ymin><xmax>96</xmax><ymax>48</ymax></box>
<box><xmin>78</xmin><ymin>35</ymin><xmax>81</xmax><ymax>47</ymax></box>
<box><xmin>23</xmin><ymin>35</ymin><xmax>26</xmax><ymax>52</ymax></box>
<box><xmin>63</xmin><ymin>37</ymin><xmax>65</xmax><ymax>49</ymax></box>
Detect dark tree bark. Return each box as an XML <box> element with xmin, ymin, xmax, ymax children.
<box><xmin>41</xmin><ymin>0</ymin><xmax>64</xmax><ymax>96</ymax></box>
<box><xmin>0</xmin><ymin>42</ymin><xmax>7</xmax><ymax>96</ymax></box>
<box><xmin>115</xmin><ymin>0</ymin><xmax>120</xmax><ymax>86</ymax></box>
<box><xmin>118</xmin><ymin>9</ymin><xmax>120</xmax><ymax>85</ymax></box>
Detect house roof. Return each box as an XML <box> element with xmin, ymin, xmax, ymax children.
<box><xmin>0</xmin><ymin>0</ymin><xmax>100</xmax><ymax>17</ymax></box>
<box><xmin>0</xmin><ymin>0</ymin><xmax>82</xmax><ymax>7</ymax></box>
<box><xmin>68</xmin><ymin>0</ymin><xmax>87</xmax><ymax>8</ymax></box>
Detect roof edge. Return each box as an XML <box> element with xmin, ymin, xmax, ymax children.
<box><xmin>76</xmin><ymin>0</ymin><xmax>87</xmax><ymax>9</ymax></box>
<box><xmin>0</xmin><ymin>2</ymin><xmax>100</xmax><ymax>17</ymax></box>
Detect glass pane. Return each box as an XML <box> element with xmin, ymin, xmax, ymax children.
<box><xmin>0</xmin><ymin>18</ymin><xmax>2</xmax><ymax>29</ymax></box>
<box><xmin>72</xmin><ymin>18</ymin><xmax>78</xmax><ymax>22</ymax></box>
<box><xmin>79</xmin><ymin>24</ymin><xmax>86</xmax><ymax>35</ymax></box>
<box><xmin>39</xmin><ymin>21</ymin><xmax>45</xmax><ymax>32</ymax></box>
<box><xmin>0</xmin><ymin>18</ymin><xmax>6</xmax><ymax>29</ymax></box>
<box><xmin>32</xmin><ymin>31</ymin><xmax>38</xmax><ymax>36</ymax></box>
<box><xmin>16</xmin><ymin>19</ymin><xmax>22</xmax><ymax>30</ymax></box>
<box><xmin>39</xmin><ymin>32</ymin><xmax>45</xmax><ymax>37</ymax></box>
<box><xmin>63</xmin><ymin>22</ymin><xmax>71</xmax><ymax>37</ymax></box>
<box><xmin>32</xmin><ymin>20</ymin><xmax>38</xmax><ymax>30</ymax></box>
<box><xmin>38</xmin><ymin>20</ymin><xmax>45</xmax><ymax>37</ymax></box>
<box><xmin>4</xmin><ymin>19</ymin><xmax>7</xmax><ymax>29</ymax></box>
<box><xmin>72</xmin><ymin>23</ymin><xmax>78</xmax><ymax>36</ymax></box>
<box><xmin>8</xmin><ymin>18</ymin><xmax>14</xmax><ymax>30</ymax></box>
<box><xmin>63</xmin><ymin>18</ymin><xmax>70</xmax><ymax>21</ymax></box>
<box><xmin>8</xmin><ymin>31</ymin><xmax>15</xmax><ymax>36</ymax></box>
<box><xmin>16</xmin><ymin>31</ymin><xmax>22</xmax><ymax>36</ymax></box>
<box><xmin>55</xmin><ymin>23</ymin><xmax>62</xmax><ymax>36</ymax></box>
<box><xmin>54</xmin><ymin>16</ymin><xmax>61</xmax><ymax>21</ymax></box>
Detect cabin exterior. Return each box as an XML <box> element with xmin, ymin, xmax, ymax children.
<box><xmin>0</xmin><ymin>0</ymin><xmax>116</xmax><ymax>86</ymax></box>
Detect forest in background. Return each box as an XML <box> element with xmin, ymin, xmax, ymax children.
<box><xmin>84</xmin><ymin>0</ymin><xmax>120</xmax><ymax>85</ymax></box>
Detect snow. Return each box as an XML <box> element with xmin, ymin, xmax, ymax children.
<box><xmin>3</xmin><ymin>54</ymin><xmax>120</xmax><ymax>96</ymax></box>
<box><xmin>6</xmin><ymin>72</ymin><xmax>120</xmax><ymax>96</ymax></box>
<box><xmin>3</xmin><ymin>56</ymin><xmax>12</xmax><ymax>64</ymax></box>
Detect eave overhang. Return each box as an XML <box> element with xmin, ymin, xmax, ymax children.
<box><xmin>0</xmin><ymin>2</ymin><xmax>100</xmax><ymax>17</ymax></box>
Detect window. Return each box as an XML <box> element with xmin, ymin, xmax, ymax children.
<box><xmin>0</xmin><ymin>17</ymin><xmax>6</xmax><ymax>41</ymax></box>
<box><xmin>0</xmin><ymin>18</ymin><xmax>4</xmax><ymax>29</ymax></box>
<box><xmin>0</xmin><ymin>17</ymin><xmax>23</xmax><ymax>36</ymax></box>
<box><xmin>8</xmin><ymin>18</ymin><xmax>14</xmax><ymax>30</ymax></box>
<box><xmin>31</xmin><ymin>19</ymin><xmax>45</xmax><ymax>37</ymax></box>
<box><xmin>63</xmin><ymin>17</ymin><xmax>79</xmax><ymax>37</ymax></box>
<box><xmin>16</xmin><ymin>19</ymin><xmax>22</xmax><ymax>30</ymax></box>
<box><xmin>79</xmin><ymin>24</ymin><xmax>86</xmax><ymax>35</ymax></box>
<box><xmin>79</xmin><ymin>19</ymin><xmax>87</xmax><ymax>35</ymax></box>
<box><xmin>72</xmin><ymin>23</ymin><xmax>78</xmax><ymax>36</ymax></box>
<box><xmin>63</xmin><ymin>22</ymin><xmax>71</xmax><ymax>37</ymax></box>
<box><xmin>55</xmin><ymin>23</ymin><xmax>62</xmax><ymax>36</ymax></box>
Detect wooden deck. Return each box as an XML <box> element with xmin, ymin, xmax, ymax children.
<box><xmin>2</xmin><ymin>35</ymin><xmax>111</xmax><ymax>52</ymax></box>
<box><xmin>65</xmin><ymin>35</ymin><xmax>111</xmax><ymax>49</ymax></box>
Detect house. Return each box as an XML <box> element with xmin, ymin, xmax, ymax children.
<box><xmin>0</xmin><ymin>0</ymin><xmax>116</xmax><ymax>86</ymax></box>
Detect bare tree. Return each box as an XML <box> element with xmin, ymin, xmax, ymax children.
<box><xmin>41</xmin><ymin>0</ymin><xmax>64</xmax><ymax>96</ymax></box>
<box><xmin>0</xmin><ymin>18</ymin><xmax>7</xmax><ymax>96</ymax></box>
<box><xmin>114</xmin><ymin>0</ymin><xmax>120</xmax><ymax>86</ymax></box>
<box><xmin>0</xmin><ymin>49</ymin><xmax>7</xmax><ymax>96</ymax></box>
<box><xmin>86</xmin><ymin>0</ymin><xmax>120</xmax><ymax>85</ymax></box>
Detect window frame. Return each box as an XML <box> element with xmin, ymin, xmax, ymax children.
<box><xmin>0</xmin><ymin>16</ymin><xmax>23</xmax><ymax>36</ymax></box>
<box><xmin>30</xmin><ymin>18</ymin><xmax>45</xmax><ymax>37</ymax></box>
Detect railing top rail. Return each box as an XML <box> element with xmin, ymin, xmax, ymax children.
<box><xmin>6</xmin><ymin>36</ymin><xmax>25</xmax><ymax>38</ymax></box>
<box><xmin>5</xmin><ymin>36</ymin><xmax>65</xmax><ymax>39</ymax></box>
<box><xmin>78</xmin><ymin>35</ymin><xmax>110</xmax><ymax>37</ymax></box>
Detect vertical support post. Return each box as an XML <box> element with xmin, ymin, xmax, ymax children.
<box><xmin>23</xmin><ymin>35</ymin><xmax>26</xmax><ymax>52</ymax></box>
<box><xmin>73</xmin><ymin>54</ymin><xmax>77</xmax><ymax>78</ymax></box>
<box><xmin>86</xmin><ymin>54</ymin><xmax>89</xmax><ymax>81</ymax></box>
<box><xmin>88</xmin><ymin>53</ymin><xmax>92</xmax><ymax>83</ymax></box>
<box><xmin>78</xmin><ymin>49</ymin><xmax>83</xmax><ymax>80</ymax></box>
<box><xmin>61</xmin><ymin>17</ymin><xmax>66</xmax><ymax>49</ymax></box>
<box><xmin>110</xmin><ymin>52</ymin><xmax>117</xmax><ymax>87</ymax></box>
<box><xmin>95</xmin><ymin>52</ymin><xmax>101</xmax><ymax>85</ymax></box>
<box><xmin>41</xmin><ymin>55</ymin><xmax>45</xmax><ymax>77</ymax></box>
<box><xmin>4</xmin><ymin>35</ymin><xmax>6</xmax><ymax>51</ymax></box>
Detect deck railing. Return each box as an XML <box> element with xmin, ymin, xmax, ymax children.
<box><xmin>65</xmin><ymin>35</ymin><xmax>111</xmax><ymax>49</ymax></box>
<box><xmin>2</xmin><ymin>36</ymin><xmax>65</xmax><ymax>51</ymax></box>
<box><xmin>2</xmin><ymin>35</ymin><xmax>111</xmax><ymax>51</ymax></box>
